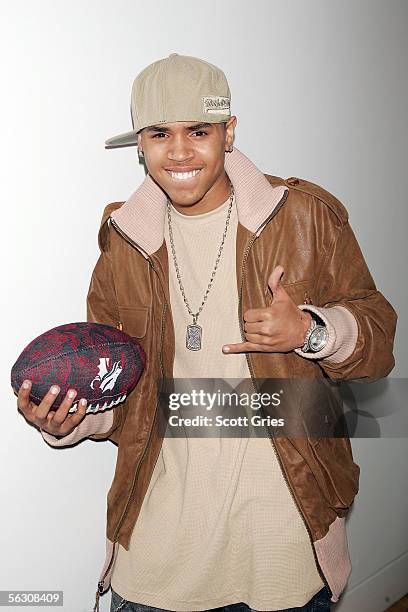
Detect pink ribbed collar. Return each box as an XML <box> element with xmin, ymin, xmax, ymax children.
<box><xmin>110</xmin><ymin>147</ymin><xmax>288</xmax><ymax>256</ymax></box>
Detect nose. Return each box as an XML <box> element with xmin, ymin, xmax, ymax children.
<box><xmin>167</xmin><ymin>134</ymin><xmax>194</xmax><ymax>163</ymax></box>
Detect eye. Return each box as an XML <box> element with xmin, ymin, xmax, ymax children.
<box><xmin>151</xmin><ymin>132</ymin><xmax>167</xmax><ymax>139</ymax></box>
<box><xmin>192</xmin><ymin>130</ymin><xmax>207</xmax><ymax>137</ymax></box>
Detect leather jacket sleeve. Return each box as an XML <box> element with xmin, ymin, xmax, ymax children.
<box><xmin>309</xmin><ymin>219</ymin><xmax>397</xmax><ymax>381</ymax></box>
<box><xmin>85</xmin><ymin>246</ymin><xmax>128</xmax><ymax>444</ymax></box>
<box><xmin>41</xmin><ymin>221</ymin><xmax>127</xmax><ymax>447</ymax></box>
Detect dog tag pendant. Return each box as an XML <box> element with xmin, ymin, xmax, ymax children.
<box><xmin>186</xmin><ymin>319</ymin><xmax>202</xmax><ymax>351</ymax></box>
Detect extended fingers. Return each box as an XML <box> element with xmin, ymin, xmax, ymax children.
<box><xmin>222</xmin><ymin>341</ymin><xmax>265</xmax><ymax>353</ymax></box>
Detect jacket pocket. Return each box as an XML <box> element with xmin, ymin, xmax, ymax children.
<box><xmin>117</xmin><ymin>305</ymin><xmax>149</xmax><ymax>339</ymax></box>
<box><xmin>307</xmin><ymin>436</ymin><xmax>360</xmax><ymax>511</ymax></box>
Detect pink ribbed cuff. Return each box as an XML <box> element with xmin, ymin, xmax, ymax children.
<box><xmin>294</xmin><ymin>305</ymin><xmax>358</xmax><ymax>364</ymax></box>
<box><xmin>40</xmin><ymin>410</ymin><xmax>113</xmax><ymax>447</ymax></box>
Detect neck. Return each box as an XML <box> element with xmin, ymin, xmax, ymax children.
<box><xmin>170</xmin><ymin>170</ymin><xmax>231</xmax><ymax>216</ymax></box>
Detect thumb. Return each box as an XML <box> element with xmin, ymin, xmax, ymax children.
<box><xmin>268</xmin><ymin>265</ymin><xmax>287</xmax><ymax>303</ymax></box>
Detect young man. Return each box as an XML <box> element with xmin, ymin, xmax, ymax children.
<box><xmin>18</xmin><ymin>54</ymin><xmax>397</xmax><ymax>612</ymax></box>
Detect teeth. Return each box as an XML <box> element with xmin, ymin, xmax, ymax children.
<box><xmin>168</xmin><ymin>169</ymin><xmax>201</xmax><ymax>180</ymax></box>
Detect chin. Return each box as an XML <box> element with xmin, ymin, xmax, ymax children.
<box><xmin>164</xmin><ymin>185</ymin><xmax>206</xmax><ymax>206</ymax></box>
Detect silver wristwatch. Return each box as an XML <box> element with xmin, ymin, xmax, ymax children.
<box><xmin>302</xmin><ymin>314</ymin><xmax>329</xmax><ymax>353</ymax></box>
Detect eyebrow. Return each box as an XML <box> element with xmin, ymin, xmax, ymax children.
<box><xmin>145</xmin><ymin>122</ymin><xmax>214</xmax><ymax>134</ymax></box>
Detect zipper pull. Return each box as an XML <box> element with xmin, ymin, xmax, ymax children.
<box><xmin>303</xmin><ymin>291</ymin><xmax>313</xmax><ymax>305</ymax></box>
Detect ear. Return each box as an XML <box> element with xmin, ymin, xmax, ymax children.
<box><xmin>224</xmin><ymin>115</ymin><xmax>237</xmax><ymax>150</ymax></box>
<box><xmin>137</xmin><ymin>133</ymin><xmax>144</xmax><ymax>157</ymax></box>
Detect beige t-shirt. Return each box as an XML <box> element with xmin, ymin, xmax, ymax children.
<box><xmin>110</xmin><ymin>195</ymin><xmax>324</xmax><ymax>611</ymax></box>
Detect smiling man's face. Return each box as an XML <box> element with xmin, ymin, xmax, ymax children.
<box><xmin>137</xmin><ymin>116</ymin><xmax>237</xmax><ymax>215</ymax></box>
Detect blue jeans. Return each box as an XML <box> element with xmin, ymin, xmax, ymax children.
<box><xmin>110</xmin><ymin>586</ymin><xmax>332</xmax><ymax>611</ymax></box>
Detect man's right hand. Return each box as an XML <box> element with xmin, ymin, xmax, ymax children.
<box><xmin>17</xmin><ymin>380</ymin><xmax>87</xmax><ymax>437</ymax></box>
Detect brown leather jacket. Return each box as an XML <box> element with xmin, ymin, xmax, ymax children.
<box><xmin>43</xmin><ymin>149</ymin><xmax>397</xmax><ymax>610</ymax></box>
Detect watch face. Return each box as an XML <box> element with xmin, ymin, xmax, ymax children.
<box><xmin>309</xmin><ymin>326</ymin><xmax>329</xmax><ymax>352</ymax></box>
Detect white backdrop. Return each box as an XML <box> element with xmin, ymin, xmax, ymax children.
<box><xmin>1</xmin><ymin>1</ymin><xmax>407</xmax><ymax>611</ymax></box>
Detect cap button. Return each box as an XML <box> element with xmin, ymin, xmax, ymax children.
<box><xmin>169</xmin><ymin>53</ymin><xmax>179</xmax><ymax>57</ymax></box>
<box><xmin>286</xmin><ymin>177</ymin><xmax>299</xmax><ymax>186</ymax></box>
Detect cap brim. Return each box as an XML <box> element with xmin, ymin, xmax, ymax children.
<box><xmin>105</xmin><ymin>129</ymin><xmax>139</xmax><ymax>149</ymax></box>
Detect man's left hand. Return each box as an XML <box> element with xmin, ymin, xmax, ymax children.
<box><xmin>222</xmin><ymin>265</ymin><xmax>312</xmax><ymax>354</ymax></box>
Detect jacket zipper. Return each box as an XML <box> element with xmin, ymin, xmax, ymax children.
<box><xmin>95</xmin><ymin>217</ymin><xmax>168</xmax><ymax>602</ymax></box>
<box><xmin>159</xmin><ymin>303</ymin><xmax>167</xmax><ymax>379</ymax></box>
<box><xmin>237</xmin><ymin>230</ymin><xmax>330</xmax><ymax>593</ymax></box>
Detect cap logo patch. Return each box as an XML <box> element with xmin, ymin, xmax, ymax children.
<box><xmin>203</xmin><ymin>96</ymin><xmax>230</xmax><ymax>115</ymax></box>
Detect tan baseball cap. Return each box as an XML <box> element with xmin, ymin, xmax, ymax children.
<box><xmin>105</xmin><ymin>53</ymin><xmax>231</xmax><ymax>149</ymax></box>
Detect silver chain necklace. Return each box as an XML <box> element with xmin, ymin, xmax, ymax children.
<box><xmin>166</xmin><ymin>184</ymin><xmax>235</xmax><ymax>351</ymax></box>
